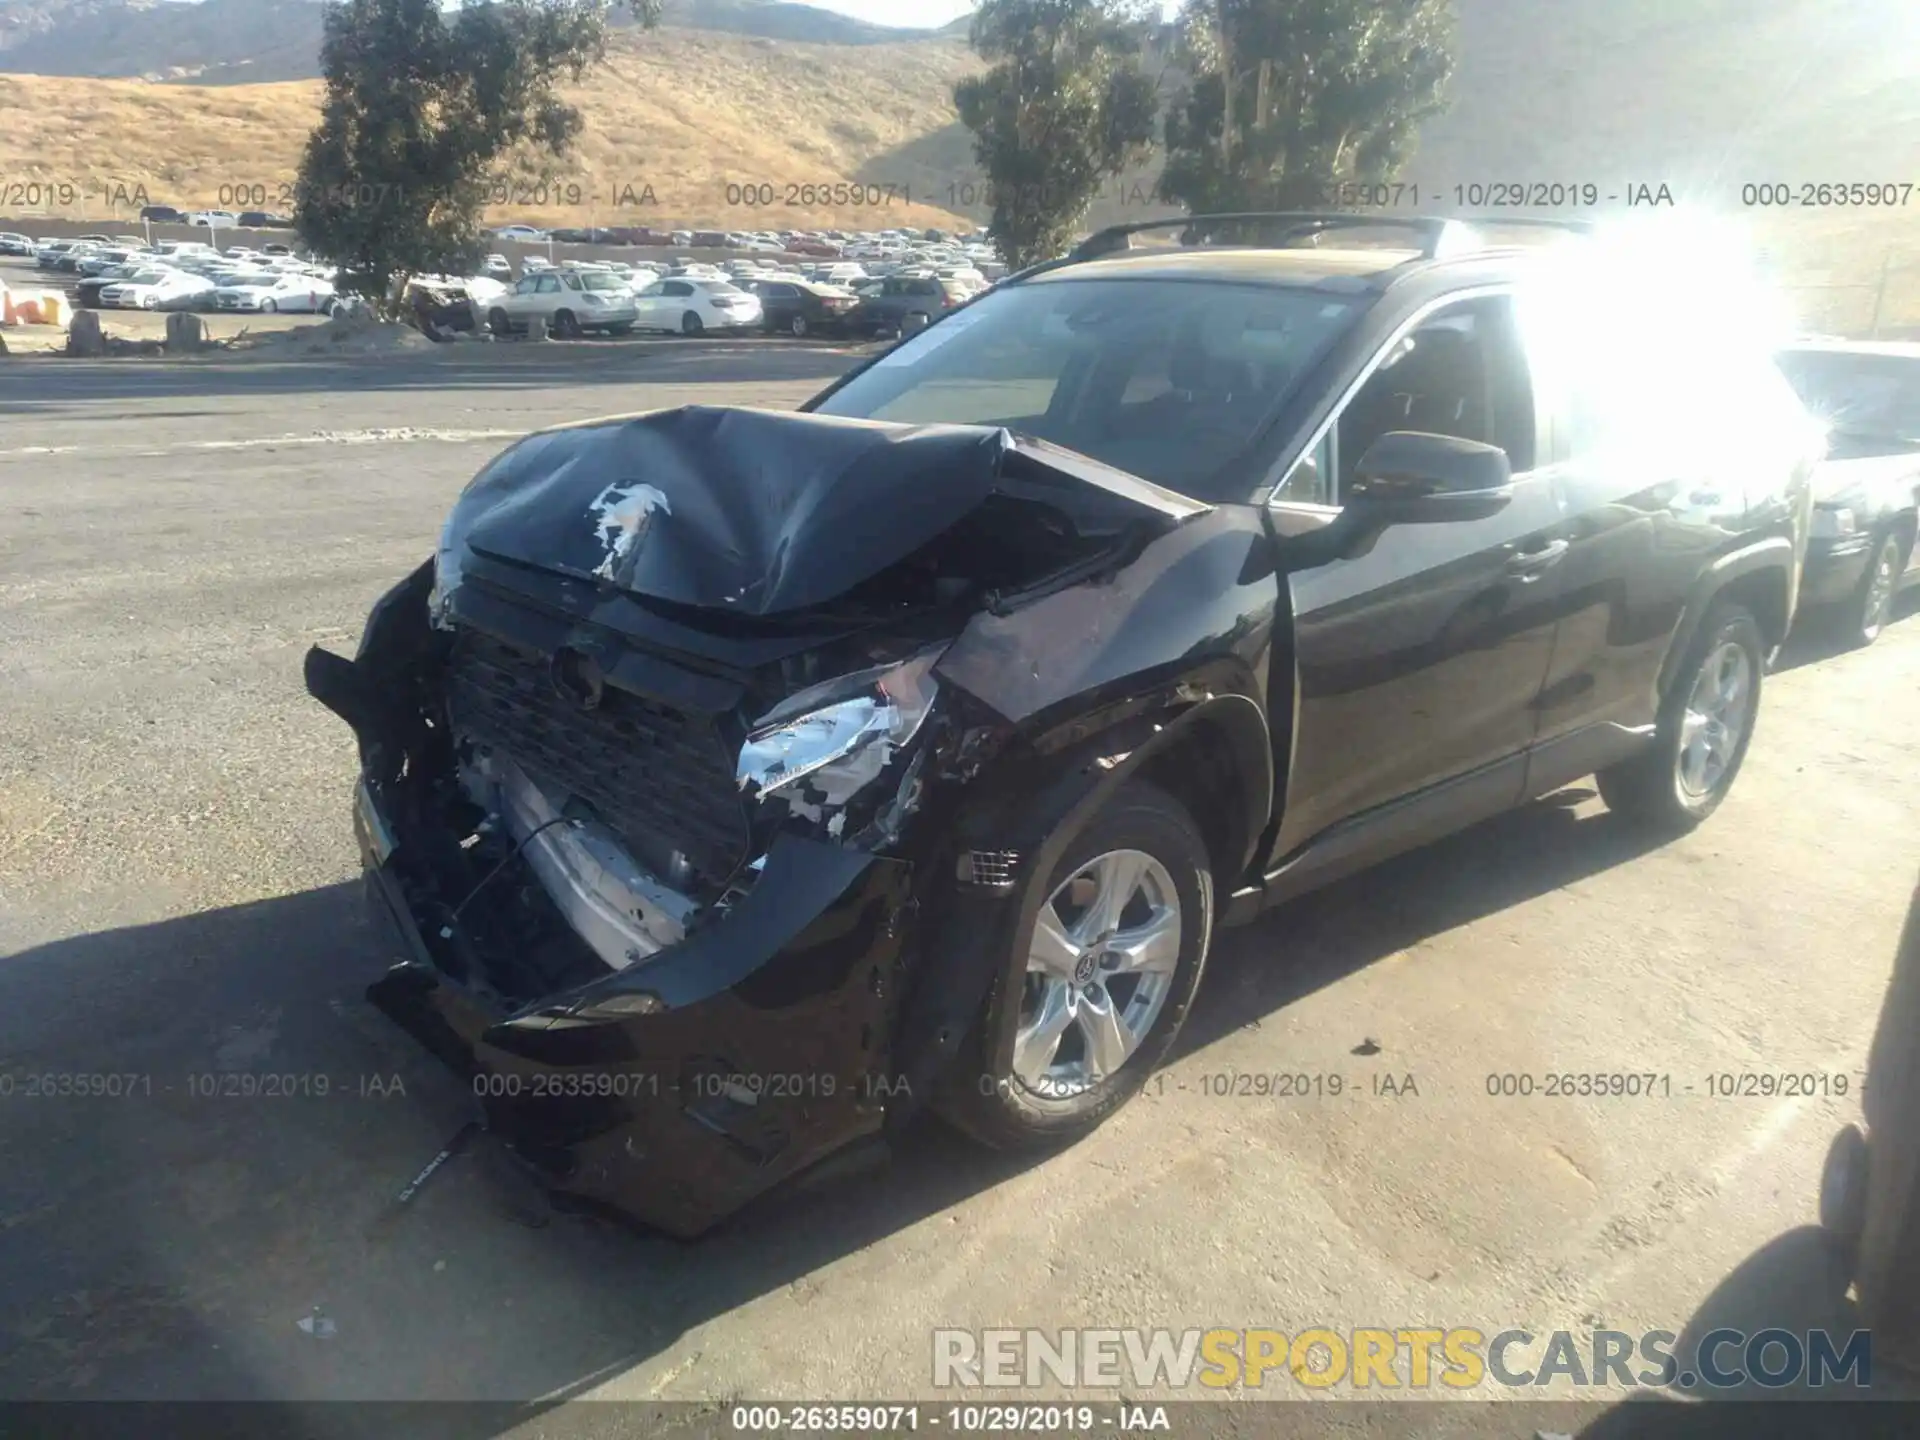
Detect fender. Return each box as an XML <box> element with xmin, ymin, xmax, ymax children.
<box><xmin>886</xmin><ymin>693</ymin><xmax>1271</xmax><ymax>1124</ymax></box>
<box><xmin>1656</xmin><ymin>536</ymin><xmax>1794</xmax><ymax>702</ymax></box>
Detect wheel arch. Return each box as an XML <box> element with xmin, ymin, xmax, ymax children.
<box><xmin>888</xmin><ymin>693</ymin><xmax>1270</xmax><ymax>1119</ymax></box>
<box><xmin>1657</xmin><ymin>538</ymin><xmax>1793</xmax><ymax>702</ymax></box>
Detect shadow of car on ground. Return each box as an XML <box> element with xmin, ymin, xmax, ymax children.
<box><xmin>0</xmin><ymin>790</ymin><xmax>1687</xmax><ymax>1423</ymax></box>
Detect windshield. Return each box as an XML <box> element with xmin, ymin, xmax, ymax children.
<box><xmin>1777</xmin><ymin>349</ymin><xmax>1920</xmax><ymax>453</ymax></box>
<box><xmin>811</xmin><ymin>277</ymin><xmax>1364</xmax><ymax>500</ymax></box>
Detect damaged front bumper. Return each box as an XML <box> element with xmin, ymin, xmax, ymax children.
<box><xmin>353</xmin><ymin>771</ymin><xmax>912</xmax><ymax>1238</ymax></box>
<box><xmin>313</xmin><ymin>566</ymin><xmax>931</xmax><ymax>1239</ymax></box>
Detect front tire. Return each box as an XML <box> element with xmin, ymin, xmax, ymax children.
<box><xmin>936</xmin><ymin>781</ymin><xmax>1213</xmax><ymax>1151</ymax></box>
<box><xmin>552</xmin><ymin>309</ymin><xmax>582</xmax><ymax>339</ymax></box>
<box><xmin>790</xmin><ymin>313</ymin><xmax>809</xmax><ymax>337</ymax></box>
<box><xmin>488</xmin><ymin>308</ymin><xmax>512</xmax><ymax>337</ymax></box>
<box><xmin>260</xmin><ymin>298</ymin><xmax>277</xmax><ymax>313</ymax></box>
<box><xmin>1597</xmin><ymin>601</ymin><xmax>1765</xmax><ymax>831</ymax></box>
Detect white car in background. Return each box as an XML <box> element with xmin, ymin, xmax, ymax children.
<box><xmin>100</xmin><ymin>268</ymin><xmax>217</xmax><ymax>310</ymax></box>
<box><xmin>188</xmin><ymin>211</ymin><xmax>239</xmax><ymax>229</ymax></box>
<box><xmin>630</xmin><ymin>276</ymin><xmax>762</xmax><ymax>336</ymax></box>
<box><xmin>212</xmin><ymin>272</ymin><xmax>338</xmax><ymax>313</ymax></box>
<box><xmin>483</xmin><ymin>268</ymin><xmax>638</xmax><ymax>337</ymax></box>
<box><xmin>494</xmin><ymin>225</ymin><xmax>547</xmax><ymax>242</ymax></box>
<box><xmin>482</xmin><ymin>254</ymin><xmax>513</xmax><ymax>278</ymax></box>
<box><xmin>0</xmin><ymin>231</ymin><xmax>33</xmax><ymax>255</ymax></box>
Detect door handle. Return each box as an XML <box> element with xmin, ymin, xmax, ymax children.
<box><xmin>1506</xmin><ymin>538</ymin><xmax>1569</xmax><ymax>579</ymax></box>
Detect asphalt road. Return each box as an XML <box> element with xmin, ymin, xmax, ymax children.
<box><xmin>1</xmin><ymin>348</ymin><xmax>1917</xmax><ymax>1433</ymax></box>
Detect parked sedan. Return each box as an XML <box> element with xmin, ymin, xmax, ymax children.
<box><xmin>100</xmin><ymin>269</ymin><xmax>217</xmax><ymax>311</ymax></box>
<box><xmin>745</xmin><ymin>277</ymin><xmax>859</xmax><ymax>337</ymax></box>
<box><xmin>213</xmin><ymin>273</ymin><xmax>338</xmax><ymax>313</ymax></box>
<box><xmin>483</xmin><ymin>269</ymin><xmax>638</xmax><ymax>337</ymax></box>
<box><xmin>630</xmin><ymin>277</ymin><xmax>762</xmax><ymax>335</ymax></box>
<box><xmin>75</xmin><ymin>264</ymin><xmax>154</xmax><ymax>308</ymax></box>
<box><xmin>0</xmin><ymin>231</ymin><xmax>33</xmax><ymax>256</ymax></box>
<box><xmin>1778</xmin><ymin>340</ymin><xmax>1920</xmax><ymax>645</ymax></box>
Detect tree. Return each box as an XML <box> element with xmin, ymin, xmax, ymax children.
<box><xmin>1159</xmin><ymin>0</ymin><xmax>1453</xmax><ymax>215</ymax></box>
<box><xmin>954</xmin><ymin>0</ymin><xmax>1159</xmax><ymax>270</ymax></box>
<box><xmin>295</xmin><ymin>0</ymin><xmax>658</xmax><ymax>311</ymax></box>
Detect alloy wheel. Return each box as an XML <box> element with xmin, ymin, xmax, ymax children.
<box><xmin>1677</xmin><ymin>640</ymin><xmax>1754</xmax><ymax>799</ymax></box>
<box><xmin>1860</xmin><ymin>536</ymin><xmax>1900</xmax><ymax>643</ymax></box>
<box><xmin>1015</xmin><ymin>849</ymin><xmax>1181</xmax><ymax>1094</ymax></box>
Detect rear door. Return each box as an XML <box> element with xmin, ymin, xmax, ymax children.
<box><xmin>1267</xmin><ymin>290</ymin><xmax>1570</xmax><ymax>857</ymax></box>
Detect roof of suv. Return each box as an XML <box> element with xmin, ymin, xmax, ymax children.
<box><xmin>1018</xmin><ymin>212</ymin><xmax>1594</xmax><ymax>297</ymax></box>
<box><xmin>1024</xmin><ymin>247</ymin><xmax>1424</xmax><ymax>286</ymax></box>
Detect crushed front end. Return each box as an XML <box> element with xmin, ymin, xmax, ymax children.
<box><xmin>305</xmin><ymin>406</ymin><xmax>1195</xmax><ymax>1236</ymax></box>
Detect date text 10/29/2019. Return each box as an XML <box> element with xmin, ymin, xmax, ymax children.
<box><xmin>728</xmin><ymin>1406</ymin><xmax>1173</xmax><ymax>1433</ymax></box>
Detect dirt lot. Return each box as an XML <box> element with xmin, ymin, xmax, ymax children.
<box><xmin>0</xmin><ymin>348</ymin><xmax>1916</xmax><ymax>1433</ymax></box>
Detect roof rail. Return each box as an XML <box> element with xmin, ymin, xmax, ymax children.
<box><xmin>1069</xmin><ymin>211</ymin><xmax>1594</xmax><ymax>263</ymax></box>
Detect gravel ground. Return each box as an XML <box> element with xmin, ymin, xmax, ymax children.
<box><xmin>0</xmin><ymin>348</ymin><xmax>1916</xmax><ymax>1435</ymax></box>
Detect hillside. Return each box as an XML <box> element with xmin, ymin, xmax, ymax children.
<box><xmin>0</xmin><ymin>0</ymin><xmax>938</xmax><ymax>80</ymax></box>
<box><xmin>0</xmin><ymin>27</ymin><xmax>985</xmax><ymax>231</ymax></box>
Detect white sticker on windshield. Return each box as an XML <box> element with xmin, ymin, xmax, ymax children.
<box><xmin>873</xmin><ymin>307</ymin><xmax>987</xmax><ymax>367</ymax></box>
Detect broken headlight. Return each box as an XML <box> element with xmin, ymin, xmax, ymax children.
<box><xmin>736</xmin><ymin>645</ymin><xmax>945</xmax><ymax>809</ymax></box>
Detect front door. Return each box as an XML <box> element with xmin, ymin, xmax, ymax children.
<box><xmin>1267</xmin><ymin>292</ymin><xmax>1570</xmax><ymax>858</ymax></box>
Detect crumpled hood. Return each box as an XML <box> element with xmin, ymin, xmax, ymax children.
<box><xmin>447</xmin><ymin>405</ymin><xmax>1203</xmax><ymax>617</ymax></box>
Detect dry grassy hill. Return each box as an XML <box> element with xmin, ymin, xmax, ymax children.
<box><xmin>0</xmin><ymin>28</ymin><xmax>986</xmax><ymax>231</ymax></box>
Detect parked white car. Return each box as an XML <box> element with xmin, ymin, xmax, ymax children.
<box><xmin>188</xmin><ymin>211</ymin><xmax>239</xmax><ymax>229</ymax></box>
<box><xmin>630</xmin><ymin>277</ymin><xmax>762</xmax><ymax>336</ymax></box>
<box><xmin>212</xmin><ymin>273</ymin><xmax>338</xmax><ymax>313</ymax></box>
<box><xmin>0</xmin><ymin>232</ymin><xmax>33</xmax><ymax>256</ymax></box>
<box><xmin>482</xmin><ymin>254</ymin><xmax>513</xmax><ymax>278</ymax></box>
<box><xmin>482</xmin><ymin>269</ymin><xmax>638</xmax><ymax>337</ymax></box>
<box><xmin>494</xmin><ymin>225</ymin><xmax>547</xmax><ymax>242</ymax></box>
<box><xmin>100</xmin><ymin>269</ymin><xmax>217</xmax><ymax>310</ymax></box>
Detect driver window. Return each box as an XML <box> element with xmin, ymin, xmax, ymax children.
<box><xmin>1277</xmin><ymin>295</ymin><xmax>1537</xmax><ymax>508</ymax></box>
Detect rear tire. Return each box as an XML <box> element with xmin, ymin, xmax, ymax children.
<box><xmin>681</xmin><ymin>311</ymin><xmax>704</xmax><ymax>336</ymax></box>
<box><xmin>1821</xmin><ymin>1123</ymin><xmax>1869</xmax><ymax>1259</ymax></box>
<box><xmin>1842</xmin><ymin>530</ymin><xmax>1905</xmax><ymax>648</ymax></box>
<box><xmin>1597</xmin><ymin>601</ymin><xmax>1764</xmax><ymax>832</ymax></box>
<box><xmin>790</xmin><ymin>314</ymin><xmax>809</xmax><ymax>337</ymax></box>
<box><xmin>935</xmin><ymin>781</ymin><xmax>1213</xmax><ymax>1152</ymax></box>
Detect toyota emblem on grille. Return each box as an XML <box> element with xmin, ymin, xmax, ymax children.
<box><xmin>551</xmin><ymin>647</ymin><xmax>605</xmax><ymax>710</ymax></box>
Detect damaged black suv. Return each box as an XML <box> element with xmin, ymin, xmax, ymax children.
<box><xmin>308</xmin><ymin>214</ymin><xmax>1820</xmax><ymax>1237</ymax></box>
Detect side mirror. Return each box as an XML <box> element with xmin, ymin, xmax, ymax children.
<box><xmin>1348</xmin><ymin>432</ymin><xmax>1514</xmax><ymax>521</ymax></box>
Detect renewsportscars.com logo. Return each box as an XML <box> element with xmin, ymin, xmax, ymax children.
<box><xmin>932</xmin><ymin>1327</ymin><xmax>1872</xmax><ymax>1392</ymax></box>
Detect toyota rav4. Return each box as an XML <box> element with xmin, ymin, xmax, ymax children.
<box><xmin>308</xmin><ymin>213</ymin><xmax>1820</xmax><ymax>1237</ymax></box>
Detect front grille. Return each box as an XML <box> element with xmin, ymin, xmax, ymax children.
<box><xmin>446</xmin><ymin>630</ymin><xmax>750</xmax><ymax>889</ymax></box>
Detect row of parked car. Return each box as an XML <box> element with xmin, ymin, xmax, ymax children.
<box><xmin>421</xmin><ymin>252</ymin><xmax>988</xmax><ymax>339</ymax></box>
<box><xmin>4</xmin><ymin>232</ymin><xmax>340</xmax><ymax>313</ymax></box>
<box><xmin>491</xmin><ymin>222</ymin><xmax>1006</xmax><ymax>274</ymax></box>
